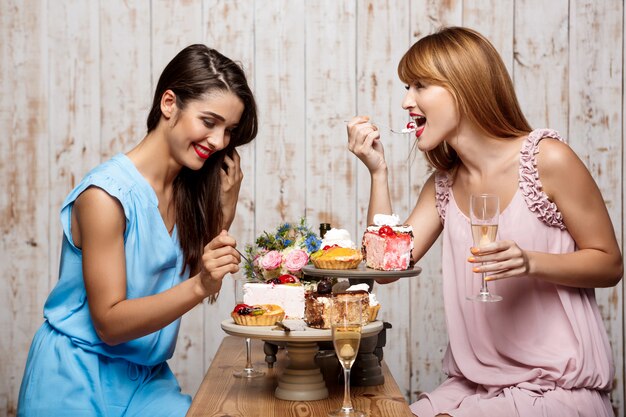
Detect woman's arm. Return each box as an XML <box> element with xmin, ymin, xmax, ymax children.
<box><xmin>347</xmin><ymin>116</ymin><xmax>392</xmax><ymax>224</ymax></box>
<box><xmin>75</xmin><ymin>187</ymin><xmax>239</xmax><ymax>346</ymax></box>
<box><xmin>472</xmin><ymin>139</ymin><xmax>623</xmax><ymax>288</ymax></box>
<box><xmin>404</xmin><ymin>174</ymin><xmax>445</xmax><ymax>264</ymax></box>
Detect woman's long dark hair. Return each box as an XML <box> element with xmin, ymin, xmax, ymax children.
<box><xmin>146</xmin><ymin>45</ymin><xmax>258</xmax><ymax>275</ymax></box>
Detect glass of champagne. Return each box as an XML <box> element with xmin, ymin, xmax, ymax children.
<box><xmin>329</xmin><ymin>295</ymin><xmax>365</xmax><ymax>417</ymax></box>
<box><xmin>469</xmin><ymin>194</ymin><xmax>502</xmax><ymax>302</ymax></box>
<box><xmin>232</xmin><ymin>276</ymin><xmax>265</xmax><ymax>378</ymax></box>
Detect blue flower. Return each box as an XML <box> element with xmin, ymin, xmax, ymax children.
<box><xmin>305</xmin><ymin>235</ymin><xmax>321</xmax><ymax>252</ymax></box>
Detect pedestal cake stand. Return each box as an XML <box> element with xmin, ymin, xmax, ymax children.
<box><xmin>221</xmin><ymin>319</ymin><xmax>383</xmax><ymax>401</ymax></box>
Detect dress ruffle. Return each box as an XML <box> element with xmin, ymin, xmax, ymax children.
<box><xmin>519</xmin><ymin>129</ymin><xmax>566</xmax><ymax>230</ymax></box>
<box><xmin>435</xmin><ymin>171</ymin><xmax>453</xmax><ymax>224</ymax></box>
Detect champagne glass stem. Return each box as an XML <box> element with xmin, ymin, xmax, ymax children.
<box><xmin>480</xmin><ymin>270</ymin><xmax>489</xmax><ymax>295</ymax></box>
<box><xmin>244</xmin><ymin>337</ymin><xmax>253</xmax><ymax>371</ymax></box>
<box><xmin>341</xmin><ymin>367</ymin><xmax>354</xmax><ymax>412</ymax></box>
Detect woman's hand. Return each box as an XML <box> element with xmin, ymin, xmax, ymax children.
<box><xmin>198</xmin><ymin>230</ymin><xmax>241</xmax><ymax>298</ymax></box>
<box><xmin>347</xmin><ymin>116</ymin><xmax>386</xmax><ymax>174</ymax></box>
<box><xmin>220</xmin><ymin>149</ymin><xmax>243</xmax><ymax>230</ymax></box>
<box><xmin>468</xmin><ymin>240</ymin><xmax>530</xmax><ymax>281</ymax></box>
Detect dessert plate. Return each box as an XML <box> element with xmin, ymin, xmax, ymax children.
<box><xmin>301</xmin><ymin>263</ymin><xmax>421</xmax><ymax>279</ymax></box>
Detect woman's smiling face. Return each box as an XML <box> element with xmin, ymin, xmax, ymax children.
<box><xmin>402</xmin><ymin>81</ymin><xmax>459</xmax><ymax>152</ymax></box>
<box><xmin>167</xmin><ymin>90</ymin><xmax>244</xmax><ymax>170</ymax></box>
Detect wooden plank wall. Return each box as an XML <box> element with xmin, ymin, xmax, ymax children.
<box><xmin>0</xmin><ymin>1</ymin><xmax>623</xmax><ymax>416</ymax></box>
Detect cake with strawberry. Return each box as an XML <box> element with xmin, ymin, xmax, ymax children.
<box><xmin>243</xmin><ymin>274</ymin><xmax>305</xmax><ymax>319</ymax></box>
<box><xmin>310</xmin><ymin>228</ymin><xmax>362</xmax><ymax>270</ymax></box>
<box><xmin>362</xmin><ymin>214</ymin><xmax>414</xmax><ymax>271</ymax></box>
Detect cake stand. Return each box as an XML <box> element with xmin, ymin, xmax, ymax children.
<box><xmin>221</xmin><ymin>319</ymin><xmax>383</xmax><ymax>401</ymax></box>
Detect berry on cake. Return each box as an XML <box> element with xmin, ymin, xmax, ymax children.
<box><xmin>362</xmin><ymin>214</ymin><xmax>414</xmax><ymax>271</ymax></box>
<box><xmin>310</xmin><ymin>228</ymin><xmax>362</xmax><ymax>270</ymax></box>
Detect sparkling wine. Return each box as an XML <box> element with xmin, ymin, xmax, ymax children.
<box><xmin>471</xmin><ymin>224</ymin><xmax>498</xmax><ymax>247</ymax></box>
<box><xmin>332</xmin><ymin>324</ymin><xmax>362</xmax><ymax>367</ymax></box>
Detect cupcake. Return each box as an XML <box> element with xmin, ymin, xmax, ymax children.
<box><xmin>310</xmin><ymin>228</ymin><xmax>362</xmax><ymax>270</ymax></box>
<box><xmin>231</xmin><ymin>304</ymin><xmax>285</xmax><ymax>326</ymax></box>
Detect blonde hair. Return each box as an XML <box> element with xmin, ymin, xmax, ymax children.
<box><xmin>398</xmin><ymin>27</ymin><xmax>531</xmax><ymax>171</ymax></box>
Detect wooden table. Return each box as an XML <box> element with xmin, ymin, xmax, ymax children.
<box><xmin>187</xmin><ymin>336</ymin><xmax>414</xmax><ymax>417</ymax></box>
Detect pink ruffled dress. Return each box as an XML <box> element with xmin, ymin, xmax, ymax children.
<box><xmin>410</xmin><ymin>129</ymin><xmax>615</xmax><ymax>417</ymax></box>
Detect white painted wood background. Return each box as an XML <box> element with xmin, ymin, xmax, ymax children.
<box><xmin>0</xmin><ymin>1</ymin><xmax>623</xmax><ymax>416</ymax></box>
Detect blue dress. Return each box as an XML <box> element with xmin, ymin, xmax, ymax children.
<box><xmin>17</xmin><ymin>154</ymin><xmax>192</xmax><ymax>417</ymax></box>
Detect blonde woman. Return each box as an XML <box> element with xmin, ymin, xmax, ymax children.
<box><xmin>348</xmin><ymin>27</ymin><xmax>622</xmax><ymax>417</ymax></box>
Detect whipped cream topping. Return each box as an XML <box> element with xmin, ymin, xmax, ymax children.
<box><xmin>347</xmin><ymin>284</ymin><xmax>379</xmax><ymax>306</ymax></box>
<box><xmin>346</xmin><ymin>283</ymin><xmax>369</xmax><ymax>292</ymax></box>
<box><xmin>321</xmin><ymin>228</ymin><xmax>355</xmax><ymax>249</ymax></box>
<box><xmin>367</xmin><ymin>213</ymin><xmax>413</xmax><ymax>234</ymax></box>
<box><xmin>373</xmin><ymin>213</ymin><xmax>400</xmax><ymax>226</ymax></box>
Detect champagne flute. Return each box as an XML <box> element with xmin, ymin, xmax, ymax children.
<box><xmin>329</xmin><ymin>295</ymin><xmax>365</xmax><ymax>417</ymax></box>
<box><xmin>232</xmin><ymin>277</ymin><xmax>265</xmax><ymax>378</ymax></box>
<box><xmin>469</xmin><ymin>194</ymin><xmax>502</xmax><ymax>302</ymax></box>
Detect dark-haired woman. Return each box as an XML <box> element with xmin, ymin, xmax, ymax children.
<box><xmin>17</xmin><ymin>44</ymin><xmax>258</xmax><ymax>417</ymax></box>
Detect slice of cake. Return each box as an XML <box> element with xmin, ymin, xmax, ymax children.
<box><xmin>243</xmin><ymin>274</ymin><xmax>305</xmax><ymax>319</ymax></box>
<box><xmin>304</xmin><ymin>279</ymin><xmax>333</xmax><ymax>329</ymax></box>
<box><xmin>362</xmin><ymin>214</ymin><xmax>414</xmax><ymax>271</ymax></box>
<box><xmin>346</xmin><ymin>284</ymin><xmax>380</xmax><ymax>322</ymax></box>
<box><xmin>304</xmin><ymin>292</ymin><xmax>333</xmax><ymax>329</ymax></box>
<box><xmin>304</xmin><ymin>281</ymin><xmax>380</xmax><ymax>328</ymax></box>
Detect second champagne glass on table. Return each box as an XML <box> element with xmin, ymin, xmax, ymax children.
<box><xmin>232</xmin><ymin>277</ymin><xmax>265</xmax><ymax>378</ymax></box>
<box><xmin>469</xmin><ymin>194</ymin><xmax>502</xmax><ymax>302</ymax></box>
<box><xmin>329</xmin><ymin>295</ymin><xmax>365</xmax><ymax>417</ymax></box>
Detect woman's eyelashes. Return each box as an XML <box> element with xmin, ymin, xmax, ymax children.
<box><xmin>202</xmin><ymin>118</ymin><xmax>216</xmax><ymax>129</ymax></box>
<box><xmin>404</xmin><ymin>81</ymin><xmax>425</xmax><ymax>91</ymax></box>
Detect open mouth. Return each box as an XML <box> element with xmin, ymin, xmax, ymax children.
<box><xmin>412</xmin><ymin>115</ymin><xmax>426</xmax><ymax>138</ymax></box>
<box><xmin>413</xmin><ymin>115</ymin><xmax>426</xmax><ymax>128</ymax></box>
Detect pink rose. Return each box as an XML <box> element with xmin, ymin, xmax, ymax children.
<box><xmin>260</xmin><ymin>250</ymin><xmax>282</xmax><ymax>270</ymax></box>
<box><xmin>283</xmin><ymin>249</ymin><xmax>309</xmax><ymax>272</ymax></box>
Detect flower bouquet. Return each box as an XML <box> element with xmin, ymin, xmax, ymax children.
<box><xmin>243</xmin><ymin>218</ymin><xmax>322</xmax><ymax>282</ymax></box>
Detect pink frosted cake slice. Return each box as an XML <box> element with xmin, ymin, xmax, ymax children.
<box><xmin>362</xmin><ymin>222</ymin><xmax>413</xmax><ymax>271</ymax></box>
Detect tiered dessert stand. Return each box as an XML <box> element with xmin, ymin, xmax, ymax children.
<box><xmin>221</xmin><ymin>263</ymin><xmax>421</xmax><ymax>401</ymax></box>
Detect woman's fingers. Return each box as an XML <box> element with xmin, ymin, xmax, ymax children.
<box><xmin>468</xmin><ymin>240</ymin><xmax>529</xmax><ymax>280</ymax></box>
